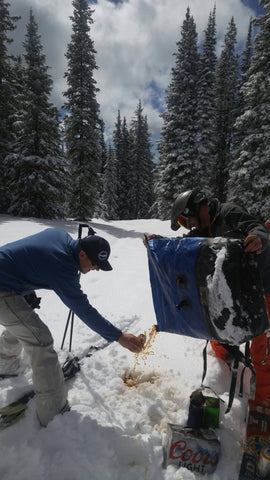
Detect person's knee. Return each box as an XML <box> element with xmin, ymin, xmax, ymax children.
<box><xmin>28</xmin><ymin>344</ymin><xmax>61</xmax><ymax>383</ymax></box>
<box><xmin>0</xmin><ymin>329</ymin><xmax>22</xmax><ymax>357</ymax></box>
<box><xmin>21</xmin><ymin>311</ymin><xmax>53</xmax><ymax>347</ymax></box>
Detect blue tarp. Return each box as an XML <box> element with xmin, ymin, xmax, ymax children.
<box><xmin>147</xmin><ymin>237</ymin><xmax>209</xmax><ymax>339</ymax></box>
<box><xmin>147</xmin><ymin>236</ymin><xmax>269</xmax><ymax>345</ymax></box>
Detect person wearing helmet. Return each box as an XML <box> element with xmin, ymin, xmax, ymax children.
<box><xmin>170</xmin><ymin>188</ymin><xmax>267</xmax><ymax>258</ymax></box>
<box><xmin>146</xmin><ymin>189</ymin><xmax>270</xmax><ymax>406</ymax></box>
<box><xmin>170</xmin><ymin>188</ymin><xmax>208</xmax><ymax>231</ymax></box>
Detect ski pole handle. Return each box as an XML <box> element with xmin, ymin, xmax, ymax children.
<box><xmin>78</xmin><ymin>223</ymin><xmax>96</xmax><ymax>239</ymax></box>
<box><xmin>78</xmin><ymin>223</ymin><xmax>90</xmax><ymax>239</ymax></box>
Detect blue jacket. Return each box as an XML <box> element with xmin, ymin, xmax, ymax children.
<box><xmin>0</xmin><ymin>228</ymin><xmax>122</xmax><ymax>342</ymax></box>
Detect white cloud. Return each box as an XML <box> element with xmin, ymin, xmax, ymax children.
<box><xmin>9</xmin><ymin>0</ymin><xmax>258</xmax><ymax>145</ymax></box>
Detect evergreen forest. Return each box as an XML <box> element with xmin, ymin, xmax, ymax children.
<box><xmin>0</xmin><ymin>0</ymin><xmax>269</xmax><ymax>221</ymax></box>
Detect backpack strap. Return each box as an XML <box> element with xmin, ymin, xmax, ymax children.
<box><xmin>261</xmin><ymin>330</ymin><xmax>270</xmax><ymax>365</ymax></box>
<box><xmin>214</xmin><ymin>344</ymin><xmax>244</xmax><ymax>413</ymax></box>
<box><xmin>239</xmin><ymin>342</ymin><xmax>249</xmax><ymax>398</ymax></box>
<box><xmin>221</xmin><ymin>342</ymin><xmax>256</xmax><ymax>412</ymax></box>
<box><xmin>201</xmin><ymin>340</ymin><xmax>224</xmax><ymax>400</ymax></box>
<box><xmin>238</xmin><ymin>342</ymin><xmax>256</xmax><ymax>399</ymax></box>
<box><xmin>225</xmin><ymin>356</ymin><xmax>239</xmax><ymax>413</ymax></box>
<box><xmin>201</xmin><ymin>341</ymin><xmax>256</xmax><ymax>414</ymax></box>
<box><xmin>201</xmin><ymin>340</ymin><xmax>209</xmax><ymax>385</ymax></box>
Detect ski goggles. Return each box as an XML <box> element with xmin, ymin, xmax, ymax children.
<box><xmin>177</xmin><ymin>215</ymin><xmax>190</xmax><ymax>229</ymax></box>
<box><xmin>177</xmin><ymin>211</ymin><xmax>197</xmax><ymax>229</ymax></box>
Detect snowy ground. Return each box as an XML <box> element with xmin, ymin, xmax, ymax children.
<box><xmin>0</xmin><ymin>215</ymin><xmax>250</xmax><ymax>480</ymax></box>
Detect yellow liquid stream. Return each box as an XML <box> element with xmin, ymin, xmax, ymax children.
<box><xmin>123</xmin><ymin>325</ymin><xmax>158</xmax><ymax>387</ymax></box>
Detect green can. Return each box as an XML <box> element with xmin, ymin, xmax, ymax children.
<box><xmin>203</xmin><ymin>396</ymin><xmax>220</xmax><ymax>429</ymax></box>
<box><xmin>187</xmin><ymin>389</ymin><xmax>220</xmax><ymax>430</ymax></box>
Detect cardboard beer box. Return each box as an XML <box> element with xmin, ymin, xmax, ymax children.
<box><xmin>163</xmin><ymin>424</ymin><xmax>220</xmax><ymax>474</ymax></box>
<box><xmin>239</xmin><ymin>404</ymin><xmax>270</xmax><ymax>479</ymax></box>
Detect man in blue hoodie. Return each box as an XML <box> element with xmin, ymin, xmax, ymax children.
<box><xmin>0</xmin><ymin>228</ymin><xmax>144</xmax><ymax>426</ymax></box>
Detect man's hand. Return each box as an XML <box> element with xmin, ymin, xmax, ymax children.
<box><xmin>117</xmin><ymin>333</ymin><xmax>145</xmax><ymax>353</ymax></box>
<box><xmin>244</xmin><ymin>234</ymin><xmax>262</xmax><ymax>254</ymax></box>
<box><xmin>143</xmin><ymin>234</ymin><xmax>163</xmax><ymax>246</ymax></box>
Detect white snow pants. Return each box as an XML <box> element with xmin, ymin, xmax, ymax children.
<box><xmin>0</xmin><ymin>291</ymin><xmax>67</xmax><ymax>426</ymax></box>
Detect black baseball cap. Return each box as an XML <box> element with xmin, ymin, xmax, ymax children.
<box><xmin>79</xmin><ymin>235</ymin><xmax>112</xmax><ymax>271</ymax></box>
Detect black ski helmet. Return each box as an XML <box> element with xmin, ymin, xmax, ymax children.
<box><xmin>170</xmin><ymin>188</ymin><xmax>207</xmax><ymax>231</ymax></box>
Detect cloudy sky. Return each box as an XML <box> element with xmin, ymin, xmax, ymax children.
<box><xmin>8</xmin><ymin>0</ymin><xmax>264</xmax><ymax>151</ymax></box>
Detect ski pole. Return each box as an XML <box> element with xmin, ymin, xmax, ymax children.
<box><xmin>60</xmin><ymin>309</ymin><xmax>72</xmax><ymax>350</ymax></box>
<box><xmin>61</xmin><ymin>223</ymin><xmax>95</xmax><ymax>352</ymax></box>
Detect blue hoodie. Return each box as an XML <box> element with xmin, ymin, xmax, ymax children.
<box><xmin>0</xmin><ymin>228</ymin><xmax>122</xmax><ymax>342</ymax></box>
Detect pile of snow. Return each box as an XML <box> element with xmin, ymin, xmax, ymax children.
<box><xmin>0</xmin><ymin>215</ymin><xmax>249</xmax><ymax>480</ymax></box>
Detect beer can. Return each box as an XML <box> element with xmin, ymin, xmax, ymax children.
<box><xmin>257</xmin><ymin>446</ymin><xmax>270</xmax><ymax>478</ymax></box>
<box><xmin>162</xmin><ymin>424</ymin><xmax>220</xmax><ymax>474</ymax></box>
<box><xmin>187</xmin><ymin>389</ymin><xmax>220</xmax><ymax>430</ymax></box>
<box><xmin>187</xmin><ymin>389</ymin><xmax>204</xmax><ymax>429</ymax></box>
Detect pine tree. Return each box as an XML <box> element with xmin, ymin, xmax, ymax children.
<box><xmin>111</xmin><ymin>105</ymin><xmax>154</xmax><ymax>220</ymax></box>
<box><xmin>99</xmin><ymin>119</ymin><xmax>107</xmax><ymax>176</ymax></box>
<box><xmin>196</xmin><ymin>7</ymin><xmax>217</xmax><ymax>195</ymax></box>
<box><xmin>118</xmin><ymin>116</ymin><xmax>133</xmax><ymax>219</ymax></box>
<box><xmin>112</xmin><ymin>110</ymin><xmax>122</xmax><ymax>218</ymax></box>
<box><xmin>102</xmin><ymin>144</ymin><xmax>118</xmax><ymax>219</ymax></box>
<box><xmin>2</xmin><ymin>55</ymin><xmax>25</xmax><ymax>205</ymax></box>
<box><xmin>228</xmin><ymin>2</ymin><xmax>270</xmax><ymax>218</ymax></box>
<box><xmin>113</xmin><ymin>110</ymin><xmax>122</xmax><ymax>176</ymax></box>
<box><xmin>112</xmin><ymin>110</ymin><xmax>122</xmax><ymax>219</ymax></box>
<box><xmin>63</xmin><ymin>0</ymin><xmax>101</xmax><ymax>220</ymax></box>
<box><xmin>9</xmin><ymin>55</ymin><xmax>26</xmax><ymax>133</ymax></box>
<box><xmin>112</xmin><ymin>110</ymin><xmax>134</xmax><ymax>219</ymax></box>
<box><xmin>142</xmin><ymin>114</ymin><xmax>154</xmax><ymax>217</ymax></box>
<box><xmin>241</xmin><ymin>17</ymin><xmax>254</xmax><ymax>80</ymax></box>
<box><xmin>230</xmin><ymin>17</ymin><xmax>253</xmax><ymax>168</ymax></box>
<box><xmin>155</xmin><ymin>7</ymin><xmax>200</xmax><ymax>219</ymax></box>
<box><xmin>94</xmin><ymin>119</ymin><xmax>107</xmax><ymax>218</ymax></box>
<box><xmin>5</xmin><ymin>9</ymin><xmax>68</xmax><ymax>218</ymax></box>
<box><xmin>129</xmin><ymin>101</ymin><xmax>154</xmax><ymax>218</ymax></box>
<box><xmin>214</xmin><ymin>17</ymin><xmax>239</xmax><ymax>201</ymax></box>
<box><xmin>0</xmin><ymin>0</ymin><xmax>20</xmax><ymax>211</ymax></box>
